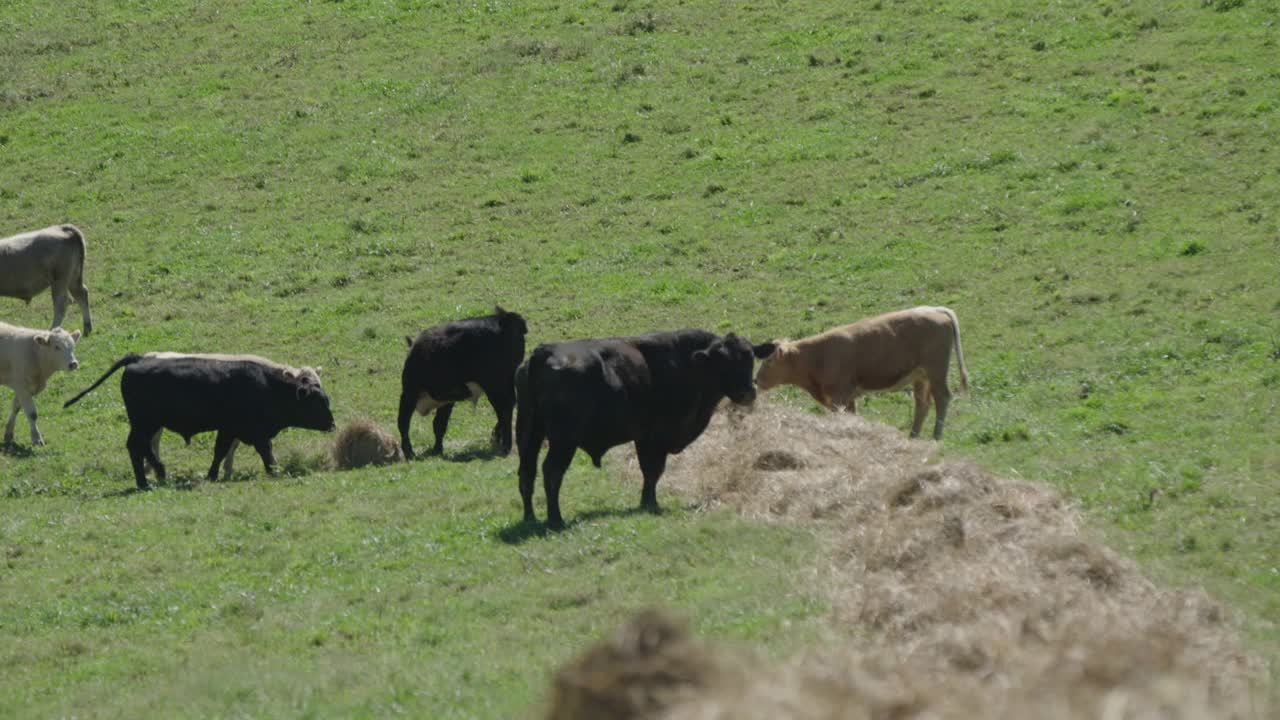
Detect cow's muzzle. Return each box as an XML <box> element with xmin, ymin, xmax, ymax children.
<box><xmin>729</xmin><ymin>389</ymin><xmax>757</xmax><ymax>406</ymax></box>
<box><xmin>68</xmin><ymin>361</ymin><xmax>80</xmax><ymax>371</ymax></box>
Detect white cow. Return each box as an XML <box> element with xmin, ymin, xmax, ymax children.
<box><xmin>0</xmin><ymin>225</ymin><xmax>94</xmax><ymax>335</ymax></box>
<box><xmin>139</xmin><ymin>352</ymin><xmax>322</xmax><ymax>479</ymax></box>
<box><xmin>0</xmin><ymin>322</ymin><xmax>82</xmax><ymax>446</ymax></box>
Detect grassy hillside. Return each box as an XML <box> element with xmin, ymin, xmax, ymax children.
<box><xmin>2</xmin><ymin>0</ymin><xmax>1277</xmax><ymax>714</ymax></box>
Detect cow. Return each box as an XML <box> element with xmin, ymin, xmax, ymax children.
<box><xmin>398</xmin><ymin>306</ymin><xmax>527</xmax><ymax>460</ymax></box>
<box><xmin>515</xmin><ymin>329</ymin><xmax>772</xmax><ymax>530</ymax></box>
<box><xmin>0</xmin><ymin>323</ymin><xmax>81</xmax><ymax>446</ymax></box>
<box><xmin>138</xmin><ymin>352</ymin><xmax>324</xmax><ymax>480</ymax></box>
<box><xmin>63</xmin><ymin>353</ymin><xmax>335</xmax><ymax>489</ymax></box>
<box><xmin>1</xmin><ymin>224</ymin><xmax>94</xmax><ymax>335</ymax></box>
<box><xmin>754</xmin><ymin>306</ymin><xmax>969</xmax><ymax>440</ymax></box>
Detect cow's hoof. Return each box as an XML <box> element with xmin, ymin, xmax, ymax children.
<box><xmin>547</xmin><ymin>518</ymin><xmax>566</xmax><ymax>532</ymax></box>
<box><xmin>31</xmin><ymin>438</ymin><xmax>46</xmax><ymax>447</ymax></box>
<box><xmin>640</xmin><ymin>502</ymin><xmax>662</xmax><ymax>515</ymax></box>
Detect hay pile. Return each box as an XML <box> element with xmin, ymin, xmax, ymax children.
<box><xmin>331</xmin><ymin>419</ymin><xmax>401</xmax><ymax>470</ymax></box>
<box><xmin>555</xmin><ymin>402</ymin><xmax>1269</xmax><ymax>719</ymax></box>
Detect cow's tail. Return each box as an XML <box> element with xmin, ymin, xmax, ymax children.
<box><xmin>63</xmin><ymin>353</ymin><xmax>143</xmax><ymax>408</ymax></box>
<box><xmin>937</xmin><ymin>307</ymin><xmax>969</xmax><ymax>393</ymax></box>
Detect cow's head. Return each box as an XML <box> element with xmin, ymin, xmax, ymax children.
<box><xmin>752</xmin><ymin>341</ymin><xmax>793</xmax><ymax>391</ymax></box>
<box><xmin>284</xmin><ymin>366</ymin><xmax>323</xmax><ymax>388</ymax></box>
<box><xmin>495</xmin><ymin>305</ymin><xmax>529</xmax><ymax>337</ymax></box>
<box><xmin>292</xmin><ymin>380</ymin><xmax>336</xmax><ymax>432</ymax></box>
<box><xmin>692</xmin><ymin>333</ymin><xmax>769</xmax><ymax>406</ymax></box>
<box><xmin>35</xmin><ymin>328</ymin><xmax>82</xmax><ymax>373</ymax></box>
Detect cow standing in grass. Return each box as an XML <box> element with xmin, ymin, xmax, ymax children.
<box><xmin>754</xmin><ymin>306</ymin><xmax>969</xmax><ymax>440</ymax></box>
<box><xmin>0</xmin><ymin>225</ymin><xmax>94</xmax><ymax>335</ymax></box>
<box><xmin>138</xmin><ymin>352</ymin><xmax>324</xmax><ymax>480</ymax></box>
<box><xmin>63</xmin><ymin>354</ymin><xmax>335</xmax><ymax>489</ymax></box>
<box><xmin>398</xmin><ymin>306</ymin><xmax>527</xmax><ymax>460</ymax></box>
<box><xmin>515</xmin><ymin>329</ymin><xmax>771</xmax><ymax>530</ymax></box>
<box><xmin>0</xmin><ymin>323</ymin><xmax>81</xmax><ymax>446</ymax></box>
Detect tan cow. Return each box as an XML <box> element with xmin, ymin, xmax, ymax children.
<box><xmin>0</xmin><ymin>225</ymin><xmax>94</xmax><ymax>335</ymax></box>
<box><xmin>0</xmin><ymin>322</ymin><xmax>82</xmax><ymax>446</ymax></box>
<box><xmin>754</xmin><ymin>306</ymin><xmax>969</xmax><ymax>440</ymax></box>
<box><xmin>139</xmin><ymin>352</ymin><xmax>322</xmax><ymax>479</ymax></box>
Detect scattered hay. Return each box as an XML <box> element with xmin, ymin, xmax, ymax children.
<box><xmin>594</xmin><ymin>402</ymin><xmax>1268</xmax><ymax>719</ymax></box>
<box><xmin>548</xmin><ymin>607</ymin><xmax>1258</xmax><ymax>720</ymax></box>
<box><xmin>331</xmin><ymin>419</ymin><xmax>401</xmax><ymax>470</ymax></box>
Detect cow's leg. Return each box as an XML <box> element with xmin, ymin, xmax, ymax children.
<box><xmin>931</xmin><ymin>382</ymin><xmax>952</xmax><ymax>441</ymax></box>
<box><xmin>207</xmin><ymin>431</ymin><xmax>236</xmax><ymax>481</ymax></box>
<box><xmin>252</xmin><ymin>439</ymin><xmax>277</xmax><ymax>476</ymax></box>
<box><xmin>910</xmin><ymin>379</ymin><xmax>931</xmax><ymax>438</ymax></box>
<box><xmin>70</xmin><ymin>279</ymin><xmax>92</xmax><ymax>336</ymax></box>
<box><xmin>801</xmin><ymin>383</ymin><xmax>834</xmax><ymax>411</ymax></box>
<box><xmin>126</xmin><ymin>428</ymin><xmax>156</xmax><ymax>488</ymax></box>
<box><xmin>517</xmin><ymin>420</ymin><xmax>544</xmax><ymax>523</ymax></box>
<box><xmin>635</xmin><ymin>443</ymin><xmax>668</xmax><ymax>513</ymax></box>
<box><xmin>485</xmin><ymin>386</ymin><xmax>515</xmax><ymax>455</ymax></box>
<box><xmin>4</xmin><ymin>397</ymin><xmax>19</xmax><ymax>444</ymax></box>
<box><xmin>49</xmin><ymin>283</ymin><xmax>70</xmax><ymax>330</ymax></box>
<box><xmin>148</xmin><ymin>430</ymin><xmax>163</xmax><ymax>471</ymax></box>
<box><xmin>430</xmin><ymin>403</ymin><xmax>454</xmax><ymax>456</ymax></box>
<box><xmin>223</xmin><ymin>439</ymin><xmax>240</xmax><ymax>480</ymax></box>
<box><xmin>541</xmin><ymin>442</ymin><xmax>576</xmax><ymax>531</ymax></box>
<box><xmin>397</xmin><ymin>389</ymin><xmax>419</xmax><ymax>460</ymax></box>
<box><xmin>14</xmin><ymin>388</ymin><xmax>43</xmax><ymax>446</ymax></box>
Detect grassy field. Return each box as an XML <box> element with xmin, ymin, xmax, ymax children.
<box><xmin>2</xmin><ymin>0</ymin><xmax>1277</xmax><ymax>714</ymax></box>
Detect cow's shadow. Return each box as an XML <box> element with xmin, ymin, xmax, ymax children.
<box><xmin>443</xmin><ymin>445</ymin><xmax>507</xmax><ymax>463</ymax></box>
<box><xmin>97</xmin><ymin>470</ymin><xmax>259</xmax><ymax>498</ymax></box>
<box><xmin>0</xmin><ymin>442</ymin><xmax>37</xmax><ymax>459</ymax></box>
<box><xmin>497</xmin><ymin>506</ymin><xmax>654</xmax><ymax>545</ymax></box>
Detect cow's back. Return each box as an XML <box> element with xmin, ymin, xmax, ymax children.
<box><xmin>0</xmin><ymin>226</ymin><xmax>83</xmax><ymax>299</ymax></box>
<box><xmin>0</xmin><ymin>323</ymin><xmax>36</xmax><ymax>386</ymax></box>
<box><xmin>817</xmin><ymin>307</ymin><xmax>956</xmax><ymax>388</ymax></box>
<box><xmin>121</xmin><ymin>358</ymin><xmax>274</xmax><ymax>436</ymax></box>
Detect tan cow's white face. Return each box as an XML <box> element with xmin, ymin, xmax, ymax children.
<box><xmin>35</xmin><ymin>327</ymin><xmax>81</xmax><ymax>372</ymax></box>
<box><xmin>753</xmin><ymin>342</ymin><xmax>793</xmax><ymax>391</ymax></box>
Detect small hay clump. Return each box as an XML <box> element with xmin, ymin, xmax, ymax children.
<box><xmin>331</xmin><ymin>419</ymin><xmax>402</xmax><ymax>470</ymax></box>
<box><xmin>597</xmin><ymin>401</ymin><xmax>1269</xmax><ymax>719</ymax></box>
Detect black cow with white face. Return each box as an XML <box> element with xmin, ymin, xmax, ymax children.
<box><xmin>398</xmin><ymin>305</ymin><xmax>527</xmax><ymax>460</ymax></box>
<box><xmin>64</xmin><ymin>354</ymin><xmax>335</xmax><ymax>489</ymax></box>
<box><xmin>514</xmin><ymin>329</ymin><xmax>773</xmax><ymax>530</ymax></box>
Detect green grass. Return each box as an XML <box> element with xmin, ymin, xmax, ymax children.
<box><xmin>1</xmin><ymin>458</ymin><xmax>825</xmax><ymax>717</ymax></box>
<box><xmin>2</xmin><ymin>0</ymin><xmax>1278</xmax><ymax>713</ymax></box>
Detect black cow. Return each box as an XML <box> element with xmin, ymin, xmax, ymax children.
<box><xmin>515</xmin><ymin>329</ymin><xmax>774</xmax><ymax>530</ymax></box>
<box><xmin>398</xmin><ymin>305</ymin><xmax>527</xmax><ymax>460</ymax></box>
<box><xmin>63</xmin><ymin>354</ymin><xmax>335</xmax><ymax>488</ymax></box>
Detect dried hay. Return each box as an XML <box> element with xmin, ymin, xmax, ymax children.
<box><xmin>580</xmin><ymin>402</ymin><xmax>1269</xmax><ymax>719</ymax></box>
<box><xmin>331</xmin><ymin>419</ymin><xmax>402</xmax><ymax>470</ymax></box>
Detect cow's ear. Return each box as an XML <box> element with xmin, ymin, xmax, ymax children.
<box><xmin>405</xmin><ymin>336</ymin><xmax>414</xmax><ymax>348</ymax></box>
<box><xmin>752</xmin><ymin>342</ymin><xmax>778</xmax><ymax>359</ymax></box>
<box><xmin>310</xmin><ymin>366</ymin><xmax>323</xmax><ymax>377</ymax></box>
<box><xmin>691</xmin><ymin>349</ymin><xmax>710</xmax><ymax>366</ymax></box>
<box><xmin>494</xmin><ymin>304</ymin><xmax>506</xmax><ymax>316</ymax></box>
<box><xmin>35</xmin><ymin>334</ymin><xmax>51</xmax><ymax>346</ymax></box>
<box><xmin>70</xmin><ymin>330</ymin><xmax>82</xmax><ymax>342</ymax></box>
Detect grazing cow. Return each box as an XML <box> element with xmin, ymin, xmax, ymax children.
<box><xmin>63</xmin><ymin>354</ymin><xmax>335</xmax><ymax>489</ymax></box>
<box><xmin>754</xmin><ymin>306</ymin><xmax>969</xmax><ymax>440</ymax></box>
<box><xmin>0</xmin><ymin>225</ymin><xmax>94</xmax><ymax>335</ymax></box>
<box><xmin>139</xmin><ymin>352</ymin><xmax>323</xmax><ymax>480</ymax></box>
<box><xmin>0</xmin><ymin>323</ymin><xmax>81</xmax><ymax>446</ymax></box>
<box><xmin>515</xmin><ymin>329</ymin><xmax>771</xmax><ymax>530</ymax></box>
<box><xmin>398</xmin><ymin>306</ymin><xmax>527</xmax><ymax>460</ymax></box>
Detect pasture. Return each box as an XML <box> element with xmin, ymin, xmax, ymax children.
<box><xmin>1</xmin><ymin>0</ymin><xmax>1277</xmax><ymax>715</ymax></box>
